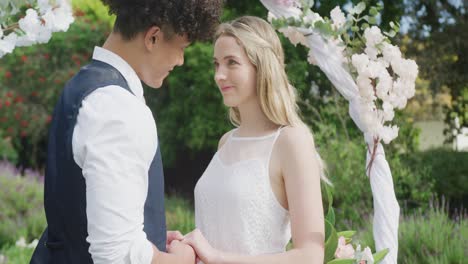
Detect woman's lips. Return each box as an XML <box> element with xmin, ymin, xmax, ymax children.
<box><xmin>221</xmin><ymin>86</ymin><xmax>233</xmax><ymax>92</ymax></box>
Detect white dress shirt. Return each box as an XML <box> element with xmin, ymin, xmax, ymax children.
<box><xmin>72</xmin><ymin>47</ymin><xmax>157</xmax><ymax>264</ymax></box>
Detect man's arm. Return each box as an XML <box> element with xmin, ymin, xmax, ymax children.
<box><xmin>73</xmin><ymin>87</ymin><xmax>160</xmax><ymax>263</ymax></box>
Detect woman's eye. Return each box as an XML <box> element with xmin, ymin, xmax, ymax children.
<box><xmin>228</xmin><ymin>59</ymin><xmax>238</xmax><ymax>65</ymax></box>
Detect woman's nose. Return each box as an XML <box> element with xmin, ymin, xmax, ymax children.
<box><xmin>214</xmin><ymin>68</ymin><xmax>226</xmax><ymax>82</ymax></box>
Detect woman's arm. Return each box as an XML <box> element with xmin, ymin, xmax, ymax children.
<box><xmin>184</xmin><ymin>126</ymin><xmax>325</xmax><ymax>264</ymax></box>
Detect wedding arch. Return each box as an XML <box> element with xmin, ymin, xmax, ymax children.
<box><xmin>258</xmin><ymin>1</ymin><xmax>419</xmax><ymax>263</ymax></box>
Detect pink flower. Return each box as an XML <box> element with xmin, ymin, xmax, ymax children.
<box><xmin>335</xmin><ymin>236</ymin><xmax>355</xmax><ymax>259</ymax></box>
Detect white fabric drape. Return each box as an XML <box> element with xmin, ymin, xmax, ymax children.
<box><xmin>259</xmin><ymin>1</ymin><xmax>400</xmax><ymax>263</ymax></box>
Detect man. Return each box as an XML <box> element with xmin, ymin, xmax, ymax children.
<box><xmin>30</xmin><ymin>1</ymin><xmax>222</xmax><ymax>263</ymax></box>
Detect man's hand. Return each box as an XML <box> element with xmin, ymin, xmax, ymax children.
<box><xmin>182</xmin><ymin>229</ymin><xmax>220</xmax><ymax>264</ymax></box>
<box><xmin>167</xmin><ymin>240</ymin><xmax>196</xmax><ymax>264</ymax></box>
<box><xmin>166</xmin><ymin>230</ymin><xmax>184</xmax><ymax>249</ymax></box>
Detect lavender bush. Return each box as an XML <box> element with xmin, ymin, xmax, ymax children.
<box><xmin>0</xmin><ymin>160</ymin><xmax>45</xmax><ymax>248</ymax></box>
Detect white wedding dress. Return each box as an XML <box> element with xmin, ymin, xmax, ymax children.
<box><xmin>194</xmin><ymin>128</ymin><xmax>291</xmax><ymax>260</ymax></box>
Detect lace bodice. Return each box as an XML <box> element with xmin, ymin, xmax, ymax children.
<box><xmin>194</xmin><ymin>128</ymin><xmax>291</xmax><ymax>257</ymax></box>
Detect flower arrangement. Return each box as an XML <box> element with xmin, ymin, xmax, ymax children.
<box><xmin>323</xmin><ymin>185</ymin><xmax>388</xmax><ymax>264</ymax></box>
<box><xmin>268</xmin><ymin>0</ymin><xmax>418</xmax><ymax>173</ymax></box>
<box><xmin>260</xmin><ymin>1</ymin><xmax>416</xmax><ymax>262</ymax></box>
<box><xmin>0</xmin><ymin>0</ymin><xmax>74</xmax><ymax>58</ymax></box>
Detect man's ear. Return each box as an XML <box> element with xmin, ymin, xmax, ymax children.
<box><xmin>144</xmin><ymin>26</ymin><xmax>161</xmax><ymax>51</ymax></box>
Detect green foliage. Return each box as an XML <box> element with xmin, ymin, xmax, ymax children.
<box><xmin>0</xmin><ymin>131</ymin><xmax>18</xmax><ymax>163</ymax></box>
<box><xmin>72</xmin><ymin>0</ymin><xmax>115</xmax><ymax>27</ymax></box>
<box><xmin>0</xmin><ymin>245</ymin><xmax>35</xmax><ymax>264</ymax></box>
<box><xmin>404</xmin><ymin>1</ymin><xmax>467</xmax><ymax>99</ymax></box>
<box><xmin>0</xmin><ymin>173</ymin><xmax>45</xmax><ymax>249</ymax></box>
<box><xmin>0</xmin><ymin>11</ymin><xmax>111</xmax><ymax>168</ymax></box>
<box><xmin>358</xmin><ymin>200</ymin><xmax>467</xmax><ymax>263</ymax></box>
<box><xmin>325</xmin><ymin>219</ymin><xmax>339</xmax><ymax>262</ymax></box>
<box><xmin>310</xmin><ymin>99</ymin><xmax>433</xmax><ymax>227</ymax></box>
<box><xmin>165</xmin><ymin>195</ymin><xmax>195</xmax><ymax>234</ymax></box>
<box><xmin>403</xmin><ymin>148</ymin><xmax>468</xmax><ymax>209</ymax></box>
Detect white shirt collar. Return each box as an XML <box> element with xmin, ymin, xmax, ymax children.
<box><xmin>92</xmin><ymin>46</ymin><xmax>145</xmax><ymax>102</ymax></box>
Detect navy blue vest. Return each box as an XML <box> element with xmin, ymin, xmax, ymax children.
<box><xmin>30</xmin><ymin>60</ymin><xmax>167</xmax><ymax>264</ymax></box>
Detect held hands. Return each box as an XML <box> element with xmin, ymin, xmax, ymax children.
<box><xmin>166</xmin><ymin>231</ymin><xmax>196</xmax><ymax>264</ymax></box>
<box><xmin>182</xmin><ymin>229</ymin><xmax>222</xmax><ymax>264</ymax></box>
<box><xmin>166</xmin><ymin>230</ymin><xmax>184</xmax><ymax>249</ymax></box>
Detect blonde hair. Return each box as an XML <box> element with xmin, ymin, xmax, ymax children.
<box><xmin>215</xmin><ymin>16</ymin><xmax>302</xmax><ymax>127</ymax></box>
<box><xmin>215</xmin><ymin>16</ymin><xmax>330</xmax><ymax>184</ymax></box>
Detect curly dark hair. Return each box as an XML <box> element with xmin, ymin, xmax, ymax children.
<box><xmin>100</xmin><ymin>0</ymin><xmax>223</xmax><ymax>41</ymax></box>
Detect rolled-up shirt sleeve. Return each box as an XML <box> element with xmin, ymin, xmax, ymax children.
<box><xmin>72</xmin><ymin>86</ymin><xmax>158</xmax><ymax>264</ymax></box>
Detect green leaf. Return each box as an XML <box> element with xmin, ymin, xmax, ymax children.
<box><xmin>373</xmin><ymin>248</ymin><xmax>389</xmax><ymax>263</ymax></box>
<box><xmin>305</xmin><ymin>0</ymin><xmax>315</xmax><ymax>9</ymax></box>
<box><xmin>361</xmin><ymin>23</ymin><xmax>369</xmax><ymax>30</ymax></box>
<box><xmin>351</xmin><ymin>26</ymin><xmax>359</xmax><ymax>32</ymax></box>
<box><xmin>337</xmin><ymin>230</ymin><xmax>356</xmax><ymax>238</ymax></box>
<box><xmin>324</xmin><ymin>182</ymin><xmax>333</xmax><ymax>207</ymax></box>
<box><xmin>327</xmin><ymin>259</ymin><xmax>356</xmax><ymax>264</ymax></box>
<box><xmin>384</xmin><ymin>30</ymin><xmax>396</xmax><ymax>38</ymax></box>
<box><xmin>324</xmin><ymin>220</ymin><xmax>339</xmax><ymax>262</ymax></box>
<box><xmin>326</xmin><ymin>206</ymin><xmax>336</xmax><ymax>226</ymax></box>
<box><xmin>369</xmin><ymin>7</ymin><xmax>379</xmax><ymax>16</ymax></box>
<box><xmin>376</xmin><ymin>2</ymin><xmax>384</xmax><ymax>10</ymax></box>
<box><xmin>368</xmin><ymin>16</ymin><xmax>377</xmax><ymax>25</ymax></box>
<box><xmin>353</xmin><ymin>2</ymin><xmax>366</xmax><ymax>15</ymax></box>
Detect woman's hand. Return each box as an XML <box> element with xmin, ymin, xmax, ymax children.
<box><xmin>166</xmin><ymin>230</ymin><xmax>184</xmax><ymax>249</ymax></box>
<box><xmin>182</xmin><ymin>229</ymin><xmax>221</xmax><ymax>264</ymax></box>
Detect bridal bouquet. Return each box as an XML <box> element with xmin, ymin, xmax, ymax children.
<box><xmin>323</xmin><ymin>186</ymin><xmax>388</xmax><ymax>264</ymax></box>
<box><xmin>269</xmin><ymin>0</ymin><xmax>418</xmax><ymax>173</ymax></box>
<box><xmin>0</xmin><ymin>0</ymin><xmax>74</xmax><ymax>58</ymax></box>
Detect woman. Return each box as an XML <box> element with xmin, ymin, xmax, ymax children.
<box><xmin>182</xmin><ymin>16</ymin><xmax>326</xmax><ymax>264</ymax></box>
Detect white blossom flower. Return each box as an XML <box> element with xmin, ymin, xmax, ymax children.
<box><xmin>17</xmin><ymin>8</ymin><xmax>52</xmax><ymax>45</ymax></box>
<box><xmin>364</xmin><ymin>45</ymin><xmax>379</xmax><ymax>60</ymax></box>
<box><xmin>278</xmin><ymin>26</ymin><xmax>307</xmax><ymax>46</ymax></box>
<box><xmin>37</xmin><ymin>0</ymin><xmax>52</xmax><ymax>14</ymax></box>
<box><xmin>381</xmin><ymin>42</ymin><xmax>402</xmax><ymax>64</ymax></box>
<box><xmin>335</xmin><ymin>236</ymin><xmax>355</xmax><ymax>258</ymax></box>
<box><xmin>392</xmin><ymin>58</ymin><xmax>419</xmax><ymax>81</ymax></box>
<box><xmin>352</xmin><ymin>53</ymin><xmax>369</xmax><ymax>74</ymax></box>
<box><xmin>330</xmin><ymin>6</ymin><xmax>346</xmax><ymax>29</ymax></box>
<box><xmin>357</xmin><ymin>75</ymin><xmax>375</xmax><ymax>101</ymax></box>
<box><xmin>304</xmin><ymin>11</ymin><xmax>323</xmax><ymax>24</ymax></box>
<box><xmin>0</xmin><ymin>0</ymin><xmax>73</xmax><ymax>58</ymax></box>
<box><xmin>382</xmin><ymin>101</ymin><xmax>395</xmax><ymax>121</ymax></box>
<box><xmin>49</xmin><ymin>5</ymin><xmax>75</xmax><ymax>32</ymax></box>
<box><xmin>357</xmin><ymin>246</ymin><xmax>375</xmax><ymax>264</ymax></box>
<box><xmin>366</xmin><ymin>60</ymin><xmax>386</xmax><ymax>78</ymax></box>
<box><xmin>364</xmin><ymin>26</ymin><xmax>385</xmax><ymax>47</ymax></box>
<box><xmin>376</xmin><ymin>71</ymin><xmax>392</xmax><ymax>100</ymax></box>
<box><xmin>401</xmin><ymin>59</ymin><xmax>419</xmax><ymax>80</ymax></box>
<box><xmin>0</xmin><ymin>32</ymin><xmax>17</xmax><ymax>56</ymax></box>
<box><xmin>402</xmin><ymin>79</ymin><xmax>416</xmax><ymax>98</ymax></box>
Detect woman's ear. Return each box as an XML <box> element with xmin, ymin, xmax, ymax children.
<box><xmin>144</xmin><ymin>26</ymin><xmax>161</xmax><ymax>51</ymax></box>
